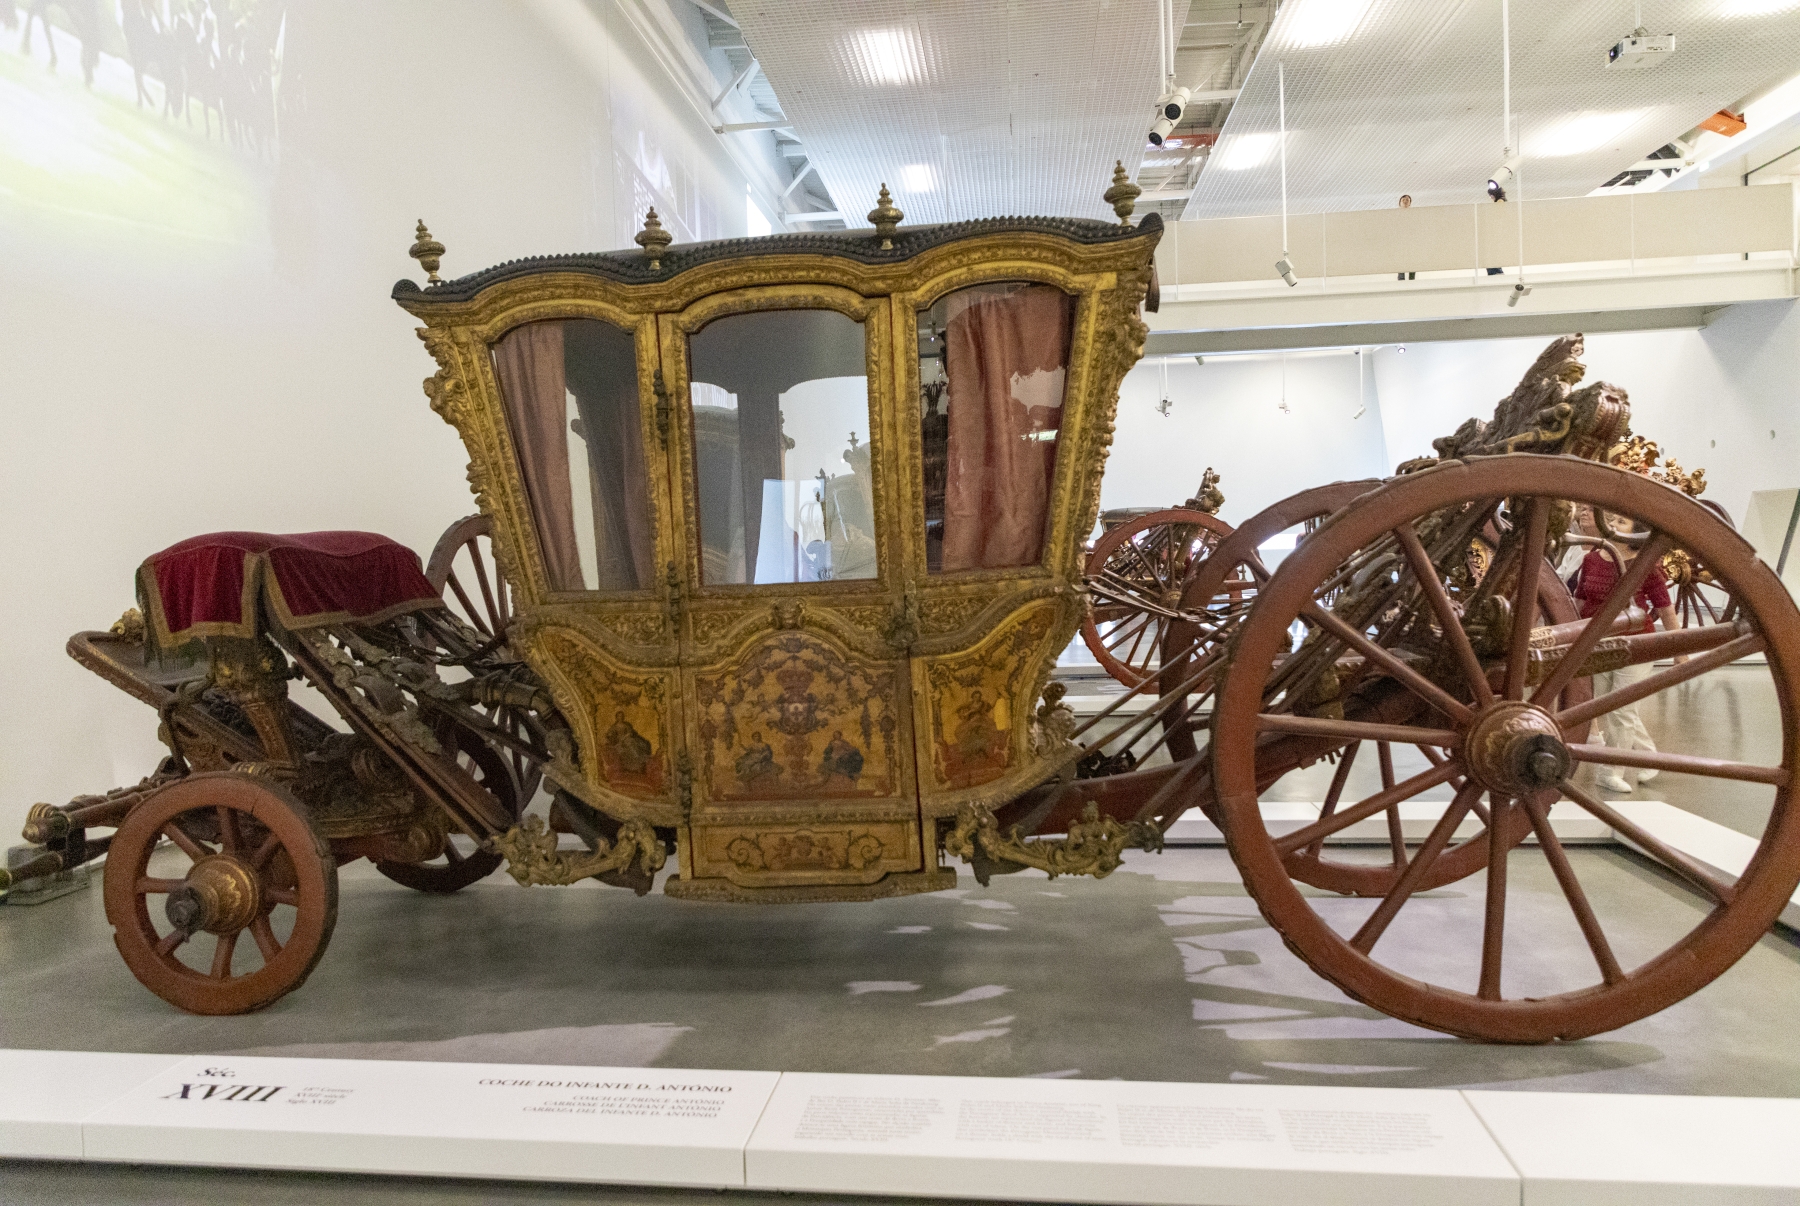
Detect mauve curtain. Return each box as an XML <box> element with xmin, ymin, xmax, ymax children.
<box><xmin>492</xmin><ymin>322</ymin><xmax>582</xmax><ymax>591</ymax></box>
<box><xmin>566</xmin><ymin>319</ymin><xmax>655</xmax><ymax>592</ymax></box>
<box><xmin>941</xmin><ymin>284</ymin><xmax>1074</xmax><ymax>572</ymax></box>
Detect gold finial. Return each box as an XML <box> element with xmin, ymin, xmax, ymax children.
<box><xmin>634</xmin><ymin>208</ymin><xmax>673</xmax><ymax>270</ymax></box>
<box><xmin>1103</xmin><ymin>161</ymin><xmax>1141</xmax><ymax>226</ymax></box>
<box><xmin>409</xmin><ymin>220</ymin><xmax>445</xmax><ymax>283</ymax></box>
<box><xmin>867</xmin><ymin>184</ymin><xmax>902</xmax><ymax>249</ymax></box>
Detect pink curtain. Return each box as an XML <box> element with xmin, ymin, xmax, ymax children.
<box><xmin>584</xmin><ymin>381</ymin><xmax>656</xmax><ymax>591</ymax></box>
<box><xmin>940</xmin><ymin>285</ymin><xmax>1074</xmax><ymax>571</ymax></box>
<box><xmin>492</xmin><ymin>323</ymin><xmax>582</xmax><ymax>591</ymax></box>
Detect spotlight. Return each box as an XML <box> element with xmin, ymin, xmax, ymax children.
<box><xmin>1507</xmin><ymin>282</ymin><xmax>1532</xmax><ymax>308</ymax></box>
<box><xmin>1352</xmin><ymin>405</ymin><xmax>1367</xmax><ymax>420</ymax></box>
<box><xmin>1193</xmin><ymin>355</ymin><xmax>1205</xmax><ymax>367</ymax></box>
<box><xmin>1275</xmin><ymin>256</ymin><xmax>1298</xmax><ymax>287</ymax></box>
<box><xmin>1487</xmin><ymin>155</ymin><xmax>1520</xmax><ymax>201</ymax></box>
<box><xmin>1149</xmin><ymin>115</ymin><xmax>1177</xmax><ymax>146</ymax></box>
<box><xmin>1397</xmin><ymin>344</ymin><xmax>1406</xmax><ymax>353</ymax></box>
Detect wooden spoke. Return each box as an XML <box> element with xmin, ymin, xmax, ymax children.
<box><xmin>1504</xmin><ymin>499</ymin><xmax>1550</xmax><ymax>701</ymax></box>
<box><xmin>1556</xmin><ymin>632</ymin><xmax>1765</xmax><ymax>730</ymax></box>
<box><xmin>249</xmin><ymin>832</ymin><xmax>283</xmax><ymax>869</ymax></box>
<box><xmin>1524</xmin><ymin>796</ymin><xmax>1624</xmax><ymax>985</ymax></box>
<box><xmin>1301</xmin><ymin>601</ymin><xmax>1473</xmax><ymax>724</ymax></box>
<box><xmin>249</xmin><ymin>916</ymin><xmax>283</xmax><ymax>961</ymax></box>
<box><xmin>1565</xmin><ymin>743</ymin><xmax>1788</xmax><ymax>786</ymax></box>
<box><xmin>442</xmin><ymin>839</ymin><xmax>466</xmax><ymax>866</ymax></box>
<box><xmin>445</xmin><ymin>571</ymin><xmax>490</xmax><ymax>637</ymax></box>
<box><xmin>469</xmin><ymin>544</ymin><xmax>502</xmax><ymax>634</ymax></box>
<box><xmin>1394</xmin><ymin>523</ymin><xmax>1494</xmax><ymax>708</ymax></box>
<box><xmin>264</xmin><ymin>887</ymin><xmax>299</xmax><ymax>907</ymax></box>
<box><xmin>1560</xmin><ymin>779</ymin><xmax>1737</xmax><ymax>905</ymax></box>
<box><xmin>216</xmin><ymin>806</ymin><xmax>242</xmax><ymax>854</ymax></box>
<box><xmin>1257</xmin><ymin>713</ymin><xmax>1461</xmax><ymax>749</ymax></box>
<box><xmin>160</xmin><ymin>822</ymin><xmax>209</xmax><ymax>862</ymax></box>
<box><xmin>210</xmin><ymin>931</ymin><xmax>237</xmax><ymax>980</ymax></box>
<box><xmin>1531</xmin><ymin>532</ymin><xmax>1675</xmax><ymax>706</ymax></box>
<box><xmin>135</xmin><ymin>877</ymin><xmax>184</xmax><ymax>895</ymax></box>
<box><xmin>1275</xmin><ymin>759</ymin><xmax>1463</xmax><ymax>857</ymax></box>
<box><xmin>1479</xmin><ymin>795</ymin><xmax>1510</xmax><ymax>999</ymax></box>
<box><xmin>1349</xmin><ymin>781</ymin><xmax>1482</xmax><ymax>954</ymax></box>
<box><xmin>1379</xmin><ymin>742</ymin><xmax>1407</xmax><ymax>867</ymax></box>
<box><xmin>155</xmin><ymin>930</ymin><xmax>189</xmax><ymax>956</ymax></box>
<box><xmin>1308</xmin><ymin>741</ymin><xmax>1361</xmax><ymax>858</ymax></box>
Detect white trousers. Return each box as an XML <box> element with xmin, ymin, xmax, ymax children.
<box><xmin>1595</xmin><ymin>660</ymin><xmax>1657</xmax><ymax>755</ymax></box>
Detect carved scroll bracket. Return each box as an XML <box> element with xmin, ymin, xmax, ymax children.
<box><xmin>945</xmin><ymin>801</ymin><xmax>1161</xmax><ymax>882</ymax></box>
<box><xmin>494</xmin><ymin>814</ymin><xmax>667</xmax><ymax>887</ymax></box>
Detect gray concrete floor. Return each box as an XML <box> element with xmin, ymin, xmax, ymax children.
<box><xmin>5</xmin><ymin>667</ymin><xmax>1798</xmax><ymax>1203</ymax></box>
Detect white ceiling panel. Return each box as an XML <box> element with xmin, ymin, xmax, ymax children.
<box><xmin>1187</xmin><ymin>0</ymin><xmax>1800</xmax><ymax>219</ymax></box>
<box><xmin>731</xmin><ymin>0</ymin><xmax>1190</xmax><ymax>225</ymax></box>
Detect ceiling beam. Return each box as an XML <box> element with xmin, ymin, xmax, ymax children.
<box><xmin>1144</xmin><ymin>305</ymin><xmax>1718</xmax><ymax>355</ymax></box>
<box><xmin>688</xmin><ymin>0</ymin><xmax>738</xmax><ymax>28</ymax></box>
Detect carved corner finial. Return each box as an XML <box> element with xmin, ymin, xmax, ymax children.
<box><xmin>409</xmin><ymin>220</ymin><xmax>445</xmax><ymax>283</ymax></box>
<box><xmin>1104</xmin><ymin>161</ymin><xmax>1141</xmax><ymax>226</ymax></box>
<box><xmin>635</xmin><ymin>208</ymin><xmax>673</xmax><ymax>269</ymax></box>
<box><xmin>867</xmin><ymin>184</ymin><xmax>902</xmax><ymax>249</ymax></box>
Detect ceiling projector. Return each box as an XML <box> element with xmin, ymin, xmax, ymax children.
<box><xmin>1608</xmin><ymin>30</ymin><xmax>1675</xmax><ymax>68</ymax></box>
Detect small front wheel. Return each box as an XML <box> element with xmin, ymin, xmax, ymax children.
<box><xmin>104</xmin><ymin>773</ymin><xmax>337</xmax><ymax>1015</ymax></box>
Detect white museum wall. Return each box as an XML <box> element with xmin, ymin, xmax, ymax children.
<box><xmin>0</xmin><ymin>0</ymin><xmax>756</xmax><ymax>838</ymax></box>
<box><xmin>1102</xmin><ymin>351</ymin><xmax>1391</xmax><ymax>524</ymax></box>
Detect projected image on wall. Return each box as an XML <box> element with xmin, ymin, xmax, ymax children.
<box><xmin>0</xmin><ymin>0</ymin><xmax>286</xmax><ymax>251</ymax></box>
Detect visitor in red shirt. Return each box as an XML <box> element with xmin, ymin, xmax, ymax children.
<box><xmin>1571</xmin><ymin>532</ymin><xmax>1683</xmax><ymax>792</ymax></box>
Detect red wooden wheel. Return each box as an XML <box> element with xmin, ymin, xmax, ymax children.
<box><xmin>1081</xmin><ymin>508</ymin><xmax>1233</xmax><ymax>687</ymax></box>
<box><xmin>103</xmin><ymin>773</ymin><xmax>337</xmax><ymax>1015</ymax></box>
<box><xmin>373</xmin><ymin>725</ymin><xmax>518</xmax><ymax>894</ymax></box>
<box><xmin>1212</xmin><ymin>455</ymin><xmax>1800</xmax><ymax>1042</ymax></box>
<box><xmin>427</xmin><ymin>514</ymin><xmax>512</xmax><ymax>640</ymax></box>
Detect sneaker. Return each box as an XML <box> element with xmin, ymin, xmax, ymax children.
<box><xmin>1636</xmin><ymin>759</ymin><xmax>1659</xmax><ymax>783</ymax></box>
<box><xmin>1597</xmin><ymin>771</ymin><xmax>1633</xmax><ymax>792</ymax></box>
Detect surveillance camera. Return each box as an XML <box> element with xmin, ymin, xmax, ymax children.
<box><xmin>1506</xmin><ymin>282</ymin><xmax>1532</xmax><ymax>308</ymax></box>
<box><xmin>1487</xmin><ymin>155</ymin><xmax>1520</xmax><ymax>202</ymax></box>
<box><xmin>1275</xmin><ymin>256</ymin><xmax>1298</xmax><ymax>287</ymax></box>
<box><xmin>1149</xmin><ymin>115</ymin><xmax>1177</xmax><ymax>146</ymax></box>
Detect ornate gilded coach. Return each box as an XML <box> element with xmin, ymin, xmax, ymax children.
<box><xmin>394</xmin><ymin>174</ymin><xmax>1163</xmax><ymax>902</ymax></box>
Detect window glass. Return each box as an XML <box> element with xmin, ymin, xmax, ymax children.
<box><xmin>919</xmin><ymin>283</ymin><xmax>1074</xmax><ymax>573</ymax></box>
<box><xmin>687</xmin><ymin>309</ymin><xmax>875</xmax><ymax>585</ymax></box>
<box><xmin>490</xmin><ymin>319</ymin><xmax>654</xmax><ymax>592</ymax></box>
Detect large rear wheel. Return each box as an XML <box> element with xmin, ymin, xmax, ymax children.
<box><xmin>1212</xmin><ymin>455</ymin><xmax>1800</xmax><ymax>1042</ymax></box>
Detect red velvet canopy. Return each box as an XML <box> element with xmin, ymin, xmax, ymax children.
<box><xmin>137</xmin><ymin>531</ymin><xmax>443</xmax><ymax>647</ymax></box>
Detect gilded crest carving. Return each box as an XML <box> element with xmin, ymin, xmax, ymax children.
<box><xmin>536</xmin><ymin>628</ymin><xmax>671</xmax><ymax>799</ymax></box>
<box><xmin>924</xmin><ymin>607</ymin><xmax>1057</xmax><ymax>790</ymax></box>
<box><xmin>694</xmin><ymin>633</ymin><xmax>900</xmax><ymax>802</ymax></box>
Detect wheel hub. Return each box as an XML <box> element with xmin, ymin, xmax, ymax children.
<box><xmin>164</xmin><ymin>855</ymin><xmax>263</xmax><ymax>936</ymax></box>
<box><xmin>1463</xmin><ymin>701</ymin><xmax>1570</xmax><ymax>796</ymax></box>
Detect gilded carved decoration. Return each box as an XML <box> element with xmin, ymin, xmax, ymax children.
<box><xmin>534</xmin><ymin>628</ymin><xmax>673</xmax><ymax>802</ymax></box>
<box><xmin>495</xmin><ymin>814</ymin><xmax>666</xmax><ymax>886</ymax></box>
<box><xmin>922</xmin><ymin>604</ymin><xmax>1059</xmax><ymax>791</ymax></box>
<box><xmin>945</xmin><ymin>801</ymin><xmax>1161</xmax><ymax>881</ymax></box>
<box><xmin>692</xmin><ymin>632</ymin><xmax>901</xmax><ymax>804</ymax></box>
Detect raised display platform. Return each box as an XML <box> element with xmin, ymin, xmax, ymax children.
<box><xmin>6</xmin><ymin>1049</ymin><xmax>1798</xmax><ymax>1203</ymax></box>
